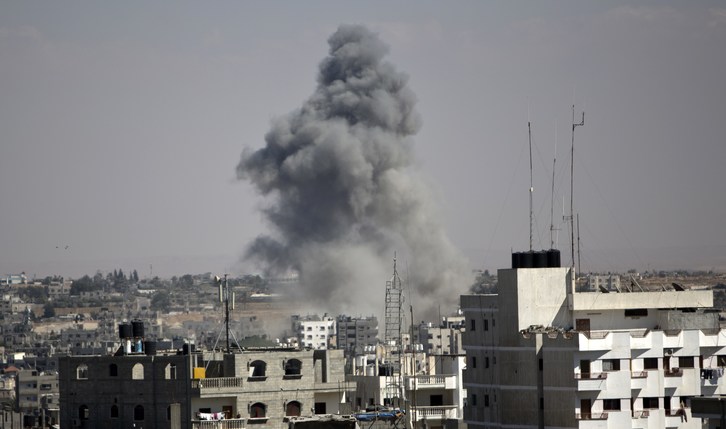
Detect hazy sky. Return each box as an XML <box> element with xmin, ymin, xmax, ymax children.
<box><xmin>1</xmin><ymin>1</ymin><xmax>725</xmax><ymax>280</ymax></box>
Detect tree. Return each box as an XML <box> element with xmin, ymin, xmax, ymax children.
<box><xmin>132</xmin><ymin>269</ymin><xmax>139</xmax><ymax>283</ymax></box>
<box><xmin>43</xmin><ymin>303</ymin><xmax>56</xmax><ymax>318</ymax></box>
<box><xmin>150</xmin><ymin>291</ymin><xmax>171</xmax><ymax>312</ymax></box>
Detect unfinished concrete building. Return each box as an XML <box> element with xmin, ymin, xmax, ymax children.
<box><xmin>59</xmin><ymin>331</ymin><xmax>355</xmax><ymax>428</ymax></box>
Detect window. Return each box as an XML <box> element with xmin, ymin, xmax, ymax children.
<box><xmin>165</xmin><ymin>364</ymin><xmax>177</xmax><ymax>380</ymax></box>
<box><xmin>484</xmin><ymin>394</ymin><xmax>489</xmax><ymax>407</ymax></box>
<box><xmin>643</xmin><ymin>397</ymin><xmax>659</xmax><ymax>409</ymax></box>
<box><xmin>625</xmin><ymin>308</ymin><xmax>648</xmax><ymax>317</ymax></box>
<box><xmin>539</xmin><ymin>358</ymin><xmax>543</xmax><ymax>371</ymax></box>
<box><xmin>540</xmin><ymin>397</ymin><xmax>544</xmax><ymax>410</ymax></box>
<box><xmin>471</xmin><ymin>394</ymin><xmax>477</xmax><ymax>406</ymax></box>
<box><xmin>250</xmin><ymin>360</ymin><xmax>267</xmax><ymax>378</ymax></box>
<box><xmin>110</xmin><ymin>405</ymin><xmax>119</xmax><ymax>418</ymax></box>
<box><xmin>679</xmin><ymin>357</ymin><xmax>695</xmax><ymax>368</ymax></box>
<box><xmin>79</xmin><ymin>405</ymin><xmax>89</xmax><ymax>420</ymax></box>
<box><xmin>314</xmin><ymin>402</ymin><xmax>326</xmax><ymax>414</ymax></box>
<box><xmin>470</xmin><ymin>319</ymin><xmax>476</xmax><ymax>331</ymax></box>
<box><xmin>484</xmin><ymin>319</ymin><xmax>489</xmax><ymax>331</ymax></box>
<box><xmin>430</xmin><ymin>394</ymin><xmax>443</xmax><ymax>406</ymax></box>
<box><xmin>602</xmin><ymin>359</ymin><xmax>620</xmax><ymax>371</ymax></box>
<box><xmin>250</xmin><ymin>403</ymin><xmax>266</xmax><ymax>418</ymax></box>
<box><xmin>285</xmin><ymin>359</ymin><xmax>302</xmax><ymax>376</ymax></box>
<box><xmin>132</xmin><ymin>363</ymin><xmax>144</xmax><ymax>380</ymax></box>
<box><xmin>644</xmin><ymin>358</ymin><xmax>658</xmax><ymax>370</ymax></box>
<box><xmin>286</xmin><ymin>401</ymin><xmax>301</xmax><ymax>417</ymax></box>
<box><xmin>485</xmin><ymin>357</ymin><xmax>489</xmax><ymax>368</ymax></box>
<box><xmin>471</xmin><ymin>356</ymin><xmax>476</xmax><ymax>368</ymax></box>
<box><xmin>718</xmin><ymin>356</ymin><xmax>726</xmax><ymax>367</ymax></box>
<box><xmin>76</xmin><ymin>364</ymin><xmax>88</xmax><ymax>380</ymax></box>
<box><xmin>603</xmin><ymin>399</ymin><xmax>621</xmax><ymax>411</ymax></box>
<box><xmin>109</xmin><ymin>364</ymin><xmax>118</xmax><ymax>377</ymax></box>
<box><xmin>134</xmin><ymin>405</ymin><xmax>144</xmax><ymax>421</ymax></box>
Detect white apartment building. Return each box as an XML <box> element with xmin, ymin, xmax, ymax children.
<box><xmin>292</xmin><ymin>315</ymin><xmax>336</xmax><ymax>350</ymax></box>
<box><xmin>461</xmin><ymin>254</ymin><xmax>724</xmax><ymax>428</ymax></box>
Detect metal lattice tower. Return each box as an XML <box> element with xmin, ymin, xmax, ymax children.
<box><xmin>384</xmin><ymin>255</ymin><xmax>404</xmax><ymax>352</ymax></box>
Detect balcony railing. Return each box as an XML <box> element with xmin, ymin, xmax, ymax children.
<box><xmin>575</xmin><ymin>412</ymin><xmax>608</xmax><ymax>420</ymax></box>
<box><xmin>192</xmin><ymin>377</ymin><xmax>245</xmax><ymax>389</ymax></box>
<box><xmin>411</xmin><ymin>405</ymin><xmax>458</xmax><ymax>421</ymax></box>
<box><xmin>632</xmin><ymin>410</ymin><xmax>649</xmax><ymax>418</ymax></box>
<box><xmin>664</xmin><ymin>368</ymin><xmax>683</xmax><ymax>377</ymax></box>
<box><xmin>192</xmin><ymin>419</ymin><xmax>245</xmax><ymax>429</ymax></box>
<box><xmin>574</xmin><ymin>372</ymin><xmax>608</xmax><ymax>380</ymax></box>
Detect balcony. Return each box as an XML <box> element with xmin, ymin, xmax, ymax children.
<box><xmin>575</xmin><ymin>412</ymin><xmax>608</xmax><ymax>420</ymax></box>
<box><xmin>192</xmin><ymin>419</ymin><xmax>246</xmax><ymax>429</ymax></box>
<box><xmin>192</xmin><ymin>377</ymin><xmax>245</xmax><ymax>393</ymax></box>
<box><xmin>405</xmin><ymin>375</ymin><xmax>454</xmax><ymax>390</ymax></box>
<box><xmin>411</xmin><ymin>405</ymin><xmax>458</xmax><ymax>421</ymax></box>
<box><xmin>574</xmin><ymin>372</ymin><xmax>607</xmax><ymax>391</ymax></box>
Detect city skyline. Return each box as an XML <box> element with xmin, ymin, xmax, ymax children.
<box><xmin>1</xmin><ymin>1</ymin><xmax>725</xmax><ymax>280</ymax></box>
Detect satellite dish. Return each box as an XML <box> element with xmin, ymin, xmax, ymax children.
<box><xmin>672</xmin><ymin>282</ymin><xmax>685</xmax><ymax>291</ymax></box>
<box><xmin>598</xmin><ymin>285</ymin><xmax>610</xmax><ymax>293</ymax></box>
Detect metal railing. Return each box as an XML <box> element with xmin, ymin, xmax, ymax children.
<box><xmin>411</xmin><ymin>405</ymin><xmax>458</xmax><ymax>420</ymax></box>
<box><xmin>632</xmin><ymin>410</ymin><xmax>649</xmax><ymax>418</ymax></box>
<box><xmin>575</xmin><ymin>412</ymin><xmax>608</xmax><ymax>420</ymax></box>
<box><xmin>574</xmin><ymin>372</ymin><xmax>607</xmax><ymax>380</ymax></box>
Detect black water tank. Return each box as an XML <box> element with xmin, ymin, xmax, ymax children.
<box><xmin>118</xmin><ymin>323</ymin><xmax>133</xmax><ymax>339</ymax></box>
<box><xmin>511</xmin><ymin>252</ymin><xmax>521</xmax><ymax>269</ymax></box>
<box><xmin>132</xmin><ymin>320</ymin><xmax>145</xmax><ymax>338</ymax></box>
<box><xmin>182</xmin><ymin>343</ymin><xmax>190</xmax><ymax>355</ymax></box>
<box><xmin>547</xmin><ymin>249</ymin><xmax>561</xmax><ymax>268</ymax></box>
<box><xmin>520</xmin><ymin>251</ymin><xmax>534</xmax><ymax>268</ymax></box>
<box><xmin>534</xmin><ymin>251</ymin><xmax>548</xmax><ymax>268</ymax></box>
<box><xmin>144</xmin><ymin>341</ymin><xmax>157</xmax><ymax>356</ymax></box>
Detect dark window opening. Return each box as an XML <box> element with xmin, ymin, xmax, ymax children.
<box><xmin>284</xmin><ymin>359</ymin><xmax>302</xmax><ymax>377</ymax></box>
<box><xmin>250</xmin><ymin>403</ymin><xmax>266</xmax><ymax>418</ymax></box>
<box><xmin>430</xmin><ymin>395</ymin><xmax>443</xmax><ymax>406</ymax></box>
<box><xmin>286</xmin><ymin>401</ymin><xmax>301</xmax><ymax>417</ymax></box>
<box><xmin>110</xmin><ymin>405</ymin><xmax>119</xmax><ymax>418</ymax></box>
<box><xmin>625</xmin><ymin>308</ymin><xmax>648</xmax><ymax>317</ymax></box>
<box><xmin>250</xmin><ymin>360</ymin><xmax>267</xmax><ymax>378</ymax></box>
<box><xmin>470</xmin><ymin>319</ymin><xmax>476</xmax><ymax>331</ymax></box>
<box><xmin>679</xmin><ymin>357</ymin><xmax>695</xmax><ymax>368</ymax></box>
<box><xmin>602</xmin><ymin>359</ymin><xmax>620</xmax><ymax>371</ymax></box>
<box><xmin>79</xmin><ymin>405</ymin><xmax>89</xmax><ymax>420</ymax></box>
<box><xmin>134</xmin><ymin>405</ymin><xmax>144</xmax><ymax>421</ymax></box>
<box><xmin>109</xmin><ymin>364</ymin><xmax>118</xmax><ymax>377</ymax></box>
<box><xmin>643</xmin><ymin>397</ymin><xmax>659</xmax><ymax>409</ymax></box>
<box><xmin>484</xmin><ymin>319</ymin><xmax>489</xmax><ymax>331</ymax></box>
<box><xmin>484</xmin><ymin>394</ymin><xmax>489</xmax><ymax>407</ymax></box>
<box><xmin>314</xmin><ymin>402</ymin><xmax>326</xmax><ymax>414</ymax></box>
<box><xmin>603</xmin><ymin>399</ymin><xmax>621</xmax><ymax>411</ymax></box>
<box><xmin>644</xmin><ymin>358</ymin><xmax>658</xmax><ymax>370</ymax></box>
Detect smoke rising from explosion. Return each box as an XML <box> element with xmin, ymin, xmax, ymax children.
<box><xmin>237</xmin><ymin>25</ymin><xmax>468</xmax><ymax>317</ymax></box>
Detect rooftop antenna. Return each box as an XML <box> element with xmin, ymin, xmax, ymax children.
<box><xmin>577</xmin><ymin>214</ymin><xmax>582</xmax><ymax>278</ymax></box>
<box><xmin>569</xmin><ymin>105</ymin><xmax>585</xmax><ymax>269</ymax></box>
<box><xmin>550</xmin><ymin>122</ymin><xmax>559</xmax><ymax>249</ymax></box>
<box><xmin>528</xmin><ymin>110</ymin><xmax>534</xmax><ymax>252</ymax></box>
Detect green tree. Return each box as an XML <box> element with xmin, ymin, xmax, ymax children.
<box><xmin>151</xmin><ymin>291</ymin><xmax>171</xmax><ymax>312</ymax></box>
<box><xmin>43</xmin><ymin>303</ymin><xmax>56</xmax><ymax>318</ymax></box>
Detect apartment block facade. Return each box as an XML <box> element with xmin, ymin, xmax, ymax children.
<box><xmin>461</xmin><ymin>261</ymin><xmax>724</xmax><ymax>428</ymax></box>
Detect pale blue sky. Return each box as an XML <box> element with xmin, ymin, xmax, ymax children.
<box><xmin>1</xmin><ymin>1</ymin><xmax>725</xmax><ymax>279</ymax></box>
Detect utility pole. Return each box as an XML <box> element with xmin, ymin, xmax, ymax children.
<box><xmin>569</xmin><ymin>105</ymin><xmax>584</xmax><ymax>269</ymax></box>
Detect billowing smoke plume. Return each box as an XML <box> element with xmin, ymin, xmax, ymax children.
<box><xmin>237</xmin><ymin>25</ymin><xmax>467</xmax><ymax>317</ymax></box>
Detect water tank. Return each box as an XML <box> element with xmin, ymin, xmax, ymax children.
<box><xmin>547</xmin><ymin>249</ymin><xmax>561</xmax><ymax>268</ymax></box>
<box><xmin>144</xmin><ymin>341</ymin><xmax>157</xmax><ymax>356</ymax></box>
<box><xmin>520</xmin><ymin>251</ymin><xmax>534</xmax><ymax>268</ymax></box>
<box><xmin>511</xmin><ymin>252</ymin><xmax>521</xmax><ymax>269</ymax></box>
<box><xmin>182</xmin><ymin>343</ymin><xmax>190</xmax><ymax>355</ymax></box>
<box><xmin>118</xmin><ymin>323</ymin><xmax>133</xmax><ymax>339</ymax></box>
<box><xmin>131</xmin><ymin>320</ymin><xmax>145</xmax><ymax>338</ymax></box>
<box><xmin>534</xmin><ymin>251</ymin><xmax>547</xmax><ymax>268</ymax></box>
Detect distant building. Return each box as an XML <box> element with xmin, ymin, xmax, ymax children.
<box><xmin>413</xmin><ymin>315</ymin><xmax>465</xmax><ymax>356</ymax></box>
<box><xmin>336</xmin><ymin>315</ymin><xmax>378</xmax><ymax>354</ymax></box>
<box><xmin>292</xmin><ymin>314</ymin><xmax>336</xmax><ymax>350</ymax></box>
<box><xmin>587</xmin><ymin>274</ymin><xmax>621</xmax><ymax>292</ymax></box>
<box><xmin>15</xmin><ymin>369</ymin><xmax>60</xmax><ymax>428</ymax></box>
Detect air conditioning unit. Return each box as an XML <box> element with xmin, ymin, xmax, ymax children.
<box><xmin>665</xmin><ymin>349</ymin><xmax>674</xmax><ymax>356</ymax></box>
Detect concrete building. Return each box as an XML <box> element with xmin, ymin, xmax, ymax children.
<box><xmin>347</xmin><ymin>348</ymin><xmax>466</xmax><ymax>429</ymax></box>
<box><xmin>336</xmin><ymin>316</ymin><xmax>379</xmax><ymax>355</ymax></box>
<box><xmin>15</xmin><ymin>369</ymin><xmax>59</xmax><ymax>428</ymax></box>
<box><xmin>461</xmin><ymin>253</ymin><xmax>725</xmax><ymax>428</ymax></box>
<box><xmin>587</xmin><ymin>275</ymin><xmax>621</xmax><ymax>292</ymax></box>
<box><xmin>58</xmin><ymin>346</ymin><xmax>354</xmax><ymax>429</ymax></box>
<box><xmin>292</xmin><ymin>315</ymin><xmax>336</xmax><ymax>350</ymax></box>
<box><xmin>414</xmin><ymin>315</ymin><xmax>465</xmax><ymax>356</ymax></box>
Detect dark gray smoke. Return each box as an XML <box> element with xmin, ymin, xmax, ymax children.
<box><xmin>237</xmin><ymin>24</ymin><xmax>467</xmax><ymax>316</ymax></box>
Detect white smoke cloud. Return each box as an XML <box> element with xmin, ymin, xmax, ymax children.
<box><xmin>237</xmin><ymin>24</ymin><xmax>468</xmax><ymax>318</ymax></box>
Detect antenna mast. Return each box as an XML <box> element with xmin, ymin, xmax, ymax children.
<box><xmin>577</xmin><ymin>214</ymin><xmax>582</xmax><ymax>278</ymax></box>
<box><xmin>528</xmin><ymin>119</ymin><xmax>534</xmax><ymax>252</ymax></box>
<box><xmin>569</xmin><ymin>105</ymin><xmax>584</xmax><ymax>269</ymax></box>
<box><xmin>550</xmin><ymin>124</ymin><xmax>558</xmax><ymax>249</ymax></box>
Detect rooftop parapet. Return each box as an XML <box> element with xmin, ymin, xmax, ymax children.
<box><xmin>571</xmin><ymin>289</ymin><xmax>713</xmax><ymax>311</ymax></box>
